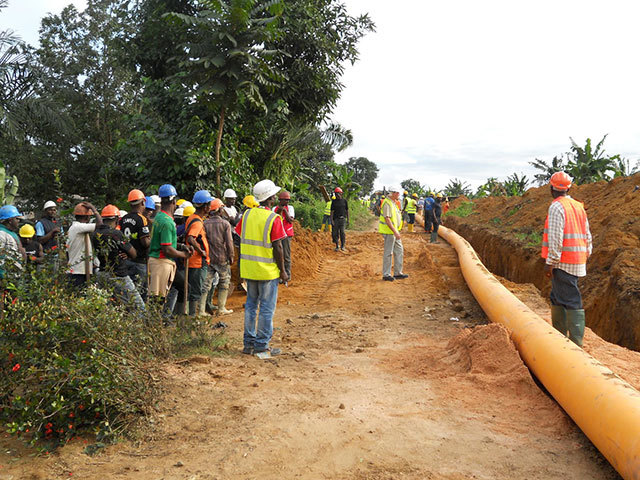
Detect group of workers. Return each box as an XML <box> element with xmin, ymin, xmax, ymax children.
<box><xmin>0</xmin><ymin>179</ymin><xmax>296</xmax><ymax>357</ymax></box>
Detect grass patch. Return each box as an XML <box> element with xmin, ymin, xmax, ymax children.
<box><xmin>490</xmin><ymin>217</ymin><xmax>502</xmax><ymax>226</ymax></box>
<box><xmin>514</xmin><ymin>230</ymin><xmax>543</xmax><ymax>247</ymax></box>
<box><xmin>444</xmin><ymin>201</ymin><xmax>475</xmax><ymax>218</ymax></box>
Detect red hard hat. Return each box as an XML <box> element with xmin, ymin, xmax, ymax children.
<box><xmin>101</xmin><ymin>204</ymin><xmax>120</xmax><ymax>218</ymax></box>
<box><xmin>334</xmin><ymin>187</ymin><xmax>343</xmax><ymax>193</ymax></box>
<box><xmin>128</xmin><ymin>189</ymin><xmax>145</xmax><ymax>203</ymax></box>
<box><xmin>279</xmin><ymin>190</ymin><xmax>291</xmax><ymax>200</ymax></box>
<box><xmin>550</xmin><ymin>171</ymin><xmax>572</xmax><ymax>191</ymax></box>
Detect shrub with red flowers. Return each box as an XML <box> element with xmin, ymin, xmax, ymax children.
<box><xmin>0</xmin><ymin>262</ymin><xmax>171</xmax><ymax>448</ymax></box>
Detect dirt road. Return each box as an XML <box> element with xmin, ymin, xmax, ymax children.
<box><xmin>2</xmin><ymin>228</ymin><xmax>632</xmax><ymax>479</ymax></box>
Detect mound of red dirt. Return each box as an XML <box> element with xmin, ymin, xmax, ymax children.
<box><xmin>290</xmin><ymin>221</ymin><xmax>324</xmax><ymax>280</ymax></box>
<box><xmin>446</xmin><ymin>173</ymin><xmax>640</xmax><ymax>350</ymax></box>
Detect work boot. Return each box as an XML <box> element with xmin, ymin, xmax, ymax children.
<box><xmin>550</xmin><ymin>305</ymin><xmax>567</xmax><ymax>336</ymax></box>
<box><xmin>175</xmin><ymin>302</ymin><xmax>185</xmax><ymax>316</ymax></box>
<box><xmin>430</xmin><ymin>231</ymin><xmax>438</xmax><ymax>243</ymax></box>
<box><xmin>319</xmin><ymin>224</ymin><xmax>325</xmax><ymax>232</ymax></box>
<box><xmin>328</xmin><ymin>225</ymin><xmax>332</xmax><ymax>233</ymax></box>
<box><xmin>188</xmin><ymin>300</ymin><xmax>198</xmax><ymax>316</ymax></box>
<box><xmin>408</xmin><ymin>224</ymin><xmax>414</xmax><ymax>233</ymax></box>
<box><xmin>217</xmin><ymin>288</ymin><xmax>233</xmax><ymax>315</ymax></box>
<box><xmin>566</xmin><ymin>309</ymin><xmax>585</xmax><ymax>347</ymax></box>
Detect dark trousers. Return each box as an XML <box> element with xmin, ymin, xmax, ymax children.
<box><xmin>281</xmin><ymin>236</ymin><xmax>292</xmax><ymax>280</ymax></box>
<box><xmin>424</xmin><ymin>210</ymin><xmax>433</xmax><ymax>232</ymax></box>
<box><xmin>187</xmin><ymin>264</ymin><xmax>208</xmax><ymax>302</ymax></box>
<box><xmin>408</xmin><ymin>213</ymin><xmax>415</xmax><ymax>225</ymax></box>
<box><xmin>67</xmin><ymin>274</ymin><xmax>87</xmax><ymax>289</ymax></box>
<box><xmin>332</xmin><ymin>217</ymin><xmax>346</xmax><ymax>247</ymax></box>
<box><xmin>550</xmin><ymin>268</ymin><xmax>583</xmax><ymax>310</ymax></box>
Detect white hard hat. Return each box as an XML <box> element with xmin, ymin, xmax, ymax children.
<box><xmin>44</xmin><ymin>201</ymin><xmax>57</xmax><ymax>210</ymax></box>
<box><xmin>389</xmin><ymin>186</ymin><xmax>400</xmax><ymax>193</ymax></box>
<box><xmin>180</xmin><ymin>201</ymin><xmax>193</xmax><ymax>208</ymax></box>
<box><xmin>223</xmin><ymin>188</ymin><xmax>237</xmax><ymax>198</ymax></box>
<box><xmin>174</xmin><ymin>207</ymin><xmax>184</xmax><ymax>217</ymax></box>
<box><xmin>253</xmin><ymin>180</ymin><xmax>280</xmax><ymax>203</ymax></box>
<box><xmin>119</xmin><ymin>209</ymin><xmax>127</xmax><ymax>218</ymax></box>
<box><xmin>151</xmin><ymin>195</ymin><xmax>161</xmax><ymax>205</ymax></box>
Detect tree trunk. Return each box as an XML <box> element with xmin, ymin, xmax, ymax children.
<box><xmin>215</xmin><ymin>106</ymin><xmax>226</xmax><ymax>194</ymax></box>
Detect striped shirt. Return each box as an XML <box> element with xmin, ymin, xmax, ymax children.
<box><xmin>545</xmin><ymin>196</ymin><xmax>592</xmax><ymax>277</ymax></box>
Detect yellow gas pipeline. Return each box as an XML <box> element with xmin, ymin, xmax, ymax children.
<box><xmin>437</xmin><ymin>225</ymin><xmax>640</xmax><ymax>480</ymax></box>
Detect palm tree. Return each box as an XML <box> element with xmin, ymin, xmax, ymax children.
<box><xmin>444</xmin><ymin>178</ymin><xmax>472</xmax><ymax>197</ymax></box>
<box><xmin>529</xmin><ymin>155</ymin><xmax>566</xmax><ymax>186</ymax></box>
<box><xmin>504</xmin><ymin>173</ymin><xmax>529</xmax><ymax>196</ymax></box>
<box><xmin>566</xmin><ymin>135</ymin><xmax>619</xmax><ymax>184</ymax></box>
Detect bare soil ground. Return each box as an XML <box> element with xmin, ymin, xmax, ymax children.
<box><xmin>2</xmin><ymin>226</ymin><xmax>637</xmax><ymax>479</ymax></box>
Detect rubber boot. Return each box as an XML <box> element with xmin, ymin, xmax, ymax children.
<box><xmin>430</xmin><ymin>231</ymin><xmax>438</xmax><ymax>243</ymax></box>
<box><xmin>319</xmin><ymin>224</ymin><xmax>325</xmax><ymax>232</ymax></box>
<box><xmin>566</xmin><ymin>309</ymin><xmax>585</xmax><ymax>347</ymax></box>
<box><xmin>175</xmin><ymin>302</ymin><xmax>185</xmax><ymax>316</ymax></box>
<box><xmin>217</xmin><ymin>288</ymin><xmax>233</xmax><ymax>315</ymax></box>
<box><xmin>328</xmin><ymin>224</ymin><xmax>332</xmax><ymax>233</ymax></box>
<box><xmin>550</xmin><ymin>305</ymin><xmax>567</xmax><ymax>336</ymax></box>
<box><xmin>188</xmin><ymin>300</ymin><xmax>198</xmax><ymax>316</ymax></box>
<box><xmin>408</xmin><ymin>224</ymin><xmax>414</xmax><ymax>233</ymax></box>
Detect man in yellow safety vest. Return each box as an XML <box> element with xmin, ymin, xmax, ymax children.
<box><xmin>379</xmin><ymin>187</ymin><xmax>408</xmax><ymax>282</ymax></box>
<box><xmin>404</xmin><ymin>193</ymin><xmax>418</xmax><ymax>232</ymax></box>
<box><xmin>235</xmin><ymin>179</ymin><xmax>289</xmax><ymax>357</ymax></box>
<box><xmin>319</xmin><ymin>195</ymin><xmax>333</xmax><ymax>232</ymax></box>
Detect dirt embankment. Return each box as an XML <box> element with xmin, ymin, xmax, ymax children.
<box><xmin>445</xmin><ymin>173</ymin><xmax>640</xmax><ymax>350</ymax></box>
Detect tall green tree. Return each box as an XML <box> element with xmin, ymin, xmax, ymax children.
<box><xmin>399</xmin><ymin>178</ymin><xmax>424</xmax><ymax>196</ymax></box>
<box><xmin>345</xmin><ymin>157</ymin><xmax>378</xmax><ymax>195</ymax></box>
<box><xmin>566</xmin><ymin>135</ymin><xmax>620</xmax><ymax>184</ymax></box>
<box><xmin>444</xmin><ymin>178</ymin><xmax>472</xmax><ymax>197</ymax></box>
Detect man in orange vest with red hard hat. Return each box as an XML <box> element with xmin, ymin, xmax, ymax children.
<box><xmin>541</xmin><ymin>171</ymin><xmax>592</xmax><ymax>347</ymax></box>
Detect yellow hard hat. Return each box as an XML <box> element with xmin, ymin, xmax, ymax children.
<box><xmin>243</xmin><ymin>195</ymin><xmax>259</xmax><ymax>208</ymax></box>
<box><xmin>183</xmin><ymin>206</ymin><xmax>196</xmax><ymax>217</ymax></box>
<box><xmin>19</xmin><ymin>224</ymin><xmax>36</xmax><ymax>238</ymax></box>
<box><xmin>176</xmin><ymin>199</ymin><xmax>186</xmax><ymax>206</ymax></box>
<box><xmin>403</xmin><ymin>190</ymin><xmax>408</xmax><ymax>195</ymax></box>
<box><xmin>381</xmin><ymin>195</ymin><xmax>385</xmax><ymax>198</ymax></box>
<box><xmin>331</xmin><ymin>195</ymin><xmax>336</xmax><ymax>200</ymax></box>
<box><xmin>436</xmin><ymin>193</ymin><xmax>443</xmax><ymax>198</ymax></box>
<box><xmin>412</xmin><ymin>193</ymin><xmax>418</xmax><ymax>198</ymax></box>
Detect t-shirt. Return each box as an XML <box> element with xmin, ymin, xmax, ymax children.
<box><xmin>66</xmin><ymin>222</ymin><xmax>97</xmax><ymax>275</ymax></box>
<box><xmin>223</xmin><ymin>205</ymin><xmax>238</xmax><ymax>219</ymax></box>
<box><xmin>331</xmin><ymin>198</ymin><xmax>349</xmax><ymax>219</ymax></box>
<box><xmin>119</xmin><ymin>212</ymin><xmax>150</xmax><ymax>264</ymax></box>
<box><xmin>92</xmin><ymin>224</ymin><xmax>132</xmax><ymax>277</ymax></box>
<box><xmin>149</xmin><ymin>211</ymin><xmax>177</xmax><ymax>260</ymax></box>
<box><xmin>0</xmin><ymin>224</ymin><xmax>21</xmax><ymax>277</ymax></box>
<box><xmin>185</xmin><ymin>214</ymin><xmax>209</xmax><ymax>269</ymax></box>
<box><xmin>273</xmin><ymin>205</ymin><xmax>295</xmax><ymax>237</ymax></box>
<box><xmin>424</xmin><ymin>197</ymin><xmax>435</xmax><ymax>211</ymax></box>
<box><xmin>234</xmin><ymin>207</ymin><xmax>287</xmax><ymax>242</ymax></box>
<box><xmin>35</xmin><ymin>217</ymin><xmax>63</xmax><ymax>250</ymax></box>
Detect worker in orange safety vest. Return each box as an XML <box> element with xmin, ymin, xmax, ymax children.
<box><xmin>541</xmin><ymin>171</ymin><xmax>592</xmax><ymax>347</ymax></box>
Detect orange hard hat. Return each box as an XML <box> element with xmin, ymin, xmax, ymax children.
<box><xmin>73</xmin><ymin>203</ymin><xmax>92</xmax><ymax>216</ymax></box>
<box><xmin>550</xmin><ymin>171</ymin><xmax>572</xmax><ymax>191</ymax></box>
<box><xmin>101</xmin><ymin>204</ymin><xmax>120</xmax><ymax>218</ymax></box>
<box><xmin>128</xmin><ymin>189</ymin><xmax>145</xmax><ymax>203</ymax></box>
<box><xmin>210</xmin><ymin>198</ymin><xmax>224</xmax><ymax>211</ymax></box>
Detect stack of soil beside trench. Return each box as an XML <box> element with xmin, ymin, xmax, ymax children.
<box><xmin>445</xmin><ymin>173</ymin><xmax>640</xmax><ymax>350</ymax></box>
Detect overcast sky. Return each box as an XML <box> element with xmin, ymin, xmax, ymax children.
<box><xmin>3</xmin><ymin>0</ymin><xmax>640</xmax><ymax>191</ymax></box>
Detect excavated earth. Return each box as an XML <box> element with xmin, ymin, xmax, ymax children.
<box><xmin>1</xmin><ymin>221</ymin><xmax>639</xmax><ymax>479</ymax></box>
<box><xmin>446</xmin><ymin>173</ymin><xmax>640</xmax><ymax>351</ymax></box>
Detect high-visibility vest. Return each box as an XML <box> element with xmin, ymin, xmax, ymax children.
<box><xmin>239</xmin><ymin>207</ymin><xmax>280</xmax><ymax>280</ymax></box>
<box><xmin>541</xmin><ymin>196</ymin><xmax>589</xmax><ymax>264</ymax></box>
<box><xmin>378</xmin><ymin>198</ymin><xmax>403</xmax><ymax>234</ymax></box>
<box><xmin>406</xmin><ymin>198</ymin><xmax>417</xmax><ymax>214</ymax></box>
<box><xmin>324</xmin><ymin>201</ymin><xmax>331</xmax><ymax>216</ymax></box>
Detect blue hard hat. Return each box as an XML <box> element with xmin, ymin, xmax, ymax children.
<box><xmin>158</xmin><ymin>184</ymin><xmax>177</xmax><ymax>198</ymax></box>
<box><xmin>145</xmin><ymin>196</ymin><xmax>156</xmax><ymax>210</ymax></box>
<box><xmin>192</xmin><ymin>190</ymin><xmax>213</xmax><ymax>204</ymax></box>
<box><xmin>0</xmin><ymin>205</ymin><xmax>22</xmax><ymax>221</ymax></box>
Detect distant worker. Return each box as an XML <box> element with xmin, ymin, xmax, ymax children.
<box><xmin>120</xmin><ymin>189</ymin><xmax>151</xmax><ymax>299</ymax></box>
<box><xmin>430</xmin><ymin>194</ymin><xmax>443</xmax><ymax>243</ymax></box>
<box><xmin>405</xmin><ymin>193</ymin><xmax>418</xmax><ymax>232</ymax></box>
<box><xmin>379</xmin><ymin>188</ymin><xmax>407</xmax><ymax>281</ymax></box>
<box><xmin>143</xmin><ymin>196</ymin><xmax>156</xmax><ymax>224</ymax></box>
<box><xmin>423</xmin><ymin>192</ymin><xmax>435</xmax><ymax>233</ymax></box>
<box><xmin>273</xmin><ymin>190</ymin><xmax>294</xmax><ymax>281</ymax></box>
<box><xmin>66</xmin><ymin>202</ymin><xmax>103</xmax><ymax>288</ymax></box>
<box><xmin>221</xmin><ymin>189</ymin><xmax>240</xmax><ymax>226</ymax></box>
<box><xmin>401</xmin><ymin>190</ymin><xmax>409</xmax><ymax>227</ymax></box>
<box><xmin>330</xmin><ymin>187</ymin><xmax>349</xmax><ymax>252</ymax></box>
<box><xmin>35</xmin><ymin>201</ymin><xmax>63</xmax><ymax>253</ymax></box>
<box><xmin>542</xmin><ymin>172</ymin><xmax>592</xmax><ymax>347</ymax></box>
<box><xmin>319</xmin><ymin>195</ymin><xmax>333</xmax><ymax>232</ymax></box>
<box><xmin>236</xmin><ymin>179</ymin><xmax>289</xmax><ymax>356</ymax></box>
<box><xmin>185</xmin><ymin>190</ymin><xmax>213</xmax><ymax>316</ymax></box>
<box><xmin>19</xmin><ymin>224</ymin><xmax>44</xmax><ymax>266</ymax></box>
<box><xmin>442</xmin><ymin>196</ymin><xmax>450</xmax><ymax>217</ymax></box>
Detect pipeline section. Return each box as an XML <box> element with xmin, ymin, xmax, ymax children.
<box><xmin>436</xmin><ymin>225</ymin><xmax>640</xmax><ymax>480</ymax></box>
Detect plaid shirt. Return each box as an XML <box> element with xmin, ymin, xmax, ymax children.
<box><xmin>545</xmin><ymin>196</ymin><xmax>592</xmax><ymax>277</ymax></box>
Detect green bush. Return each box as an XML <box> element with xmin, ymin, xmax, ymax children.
<box><xmin>443</xmin><ymin>201</ymin><xmax>474</xmax><ymax>218</ymax></box>
<box><xmin>293</xmin><ymin>197</ymin><xmax>373</xmax><ymax>231</ymax></box>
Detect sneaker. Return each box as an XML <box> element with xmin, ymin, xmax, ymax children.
<box><xmin>242</xmin><ymin>346</ymin><xmax>254</xmax><ymax>355</ymax></box>
<box><xmin>254</xmin><ymin>347</ymin><xmax>281</xmax><ymax>356</ymax></box>
<box><xmin>218</xmin><ymin>307</ymin><xmax>233</xmax><ymax>315</ymax></box>
<box><xmin>382</xmin><ymin>276</ymin><xmax>395</xmax><ymax>282</ymax></box>
<box><xmin>340</xmin><ymin>247</ymin><xmax>346</xmax><ymax>251</ymax></box>
<box><xmin>394</xmin><ymin>273</ymin><xmax>409</xmax><ymax>279</ymax></box>
<box><xmin>334</xmin><ymin>246</ymin><xmax>339</xmax><ymax>251</ymax></box>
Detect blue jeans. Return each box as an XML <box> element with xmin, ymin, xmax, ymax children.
<box><xmin>244</xmin><ymin>279</ymin><xmax>279</xmax><ymax>351</ymax></box>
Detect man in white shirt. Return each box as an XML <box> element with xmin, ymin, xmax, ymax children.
<box><xmin>67</xmin><ymin>202</ymin><xmax>102</xmax><ymax>288</ymax></box>
<box><xmin>222</xmin><ymin>188</ymin><xmax>240</xmax><ymax>226</ymax></box>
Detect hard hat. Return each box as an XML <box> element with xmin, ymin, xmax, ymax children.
<box><xmin>243</xmin><ymin>195</ymin><xmax>259</xmax><ymax>208</ymax></box>
<box><xmin>436</xmin><ymin>193</ymin><xmax>443</xmax><ymax>198</ymax></box>
<box><xmin>429</xmin><ymin>192</ymin><xmax>434</xmax><ymax>196</ymax></box>
<box><xmin>334</xmin><ymin>187</ymin><xmax>343</xmax><ymax>193</ymax></box>
<box><xmin>73</xmin><ymin>203</ymin><xmax>92</xmax><ymax>216</ymax></box>
<box><xmin>253</xmin><ymin>179</ymin><xmax>280</xmax><ymax>203</ymax></box>
<box><xmin>389</xmin><ymin>186</ymin><xmax>400</xmax><ymax>192</ymax></box>
<box><xmin>0</xmin><ymin>205</ymin><xmax>23</xmax><ymax>221</ymax></box>
<box><xmin>127</xmin><ymin>189</ymin><xmax>145</xmax><ymax>203</ymax></box>
<box><xmin>158</xmin><ymin>184</ymin><xmax>177</xmax><ymax>199</ymax></box>
<box><xmin>144</xmin><ymin>196</ymin><xmax>156</xmax><ymax>210</ymax></box>
<box><xmin>151</xmin><ymin>194</ymin><xmax>162</xmax><ymax>205</ymax></box>
<box><xmin>210</xmin><ymin>198</ymin><xmax>224</xmax><ymax>211</ymax></box>
<box><xmin>119</xmin><ymin>209</ymin><xmax>127</xmax><ymax>218</ymax></box>
<box><xmin>550</xmin><ymin>171</ymin><xmax>572</xmax><ymax>191</ymax></box>
<box><xmin>412</xmin><ymin>193</ymin><xmax>418</xmax><ymax>198</ymax></box>
<box><xmin>176</xmin><ymin>199</ymin><xmax>186</xmax><ymax>206</ymax></box>
<box><xmin>381</xmin><ymin>195</ymin><xmax>385</xmax><ymax>199</ymax></box>
<box><xmin>183</xmin><ymin>206</ymin><xmax>196</xmax><ymax>217</ymax></box>
<box><xmin>331</xmin><ymin>195</ymin><xmax>336</xmax><ymax>200</ymax></box>
<box><xmin>101</xmin><ymin>204</ymin><xmax>120</xmax><ymax>218</ymax></box>
<box><xmin>43</xmin><ymin>201</ymin><xmax>57</xmax><ymax>210</ymax></box>
<box><xmin>192</xmin><ymin>189</ymin><xmax>213</xmax><ymax>205</ymax></box>
<box><xmin>19</xmin><ymin>224</ymin><xmax>35</xmax><ymax>238</ymax></box>
<box><xmin>181</xmin><ymin>201</ymin><xmax>193</xmax><ymax>209</ymax></box>
<box><xmin>403</xmin><ymin>190</ymin><xmax>408</xmax><ymax>195</ymax></box>
<box><xmin>223</xmin><ymin>188</ymin><xmax>237</xmax><ymax>198</ymax></box>
<box><xmin>278</xmin><ymin>190</ymin><xmax>291</xmax><ymax>200</ymax></box>
<box><xmin>174</xmin><ymin>207</ymin><xmax>184</xmax><ymax>217</ymax></box>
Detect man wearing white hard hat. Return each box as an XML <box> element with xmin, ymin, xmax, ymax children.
<box><xmin>36</xmin><ymin>200</ymin><xmax>64</xmax><ymax>252</ymax></box>
<box><xmin>235</xmin><ymin>179</ymin><xmax>289</xmax><ymax>357</ymax></box>
<box><xmin>379</xmin><ymin>187</ymin><xmax>408</xmax><ymax>282</ymax></box>
<box><xmin>222</xmin><ymin>188</ymin><xmax>240</xmax><ymax>226</ymax></box>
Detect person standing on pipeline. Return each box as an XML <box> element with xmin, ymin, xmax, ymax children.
<box><xmin>542</xmin><ymin>171</ymin><xmax>592</xmax><ymax>347</ymax></box>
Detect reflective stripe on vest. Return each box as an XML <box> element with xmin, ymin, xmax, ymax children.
<box><xmin>240</xmin><ymin>208</ymin><xmax>280</xmax><ymax>280</ymax></box>
<box><xmin>541</xmin><ymin>196</ymin><xmax>588</xmax><ymax>264</ymax></box>
<box><xmin>324</xmin><ymin>201</ymin><xmax>331</xmax><ymax>215</ymax></box>
<box><xmin>406</xmin><ymin>198</ymin><xmax>417</xmax><ymax>214</ymax></box>
<box><xmin>378</xmin><ymin>198</ymin><xmax>402</xmax><ymax>234</ymax></box>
